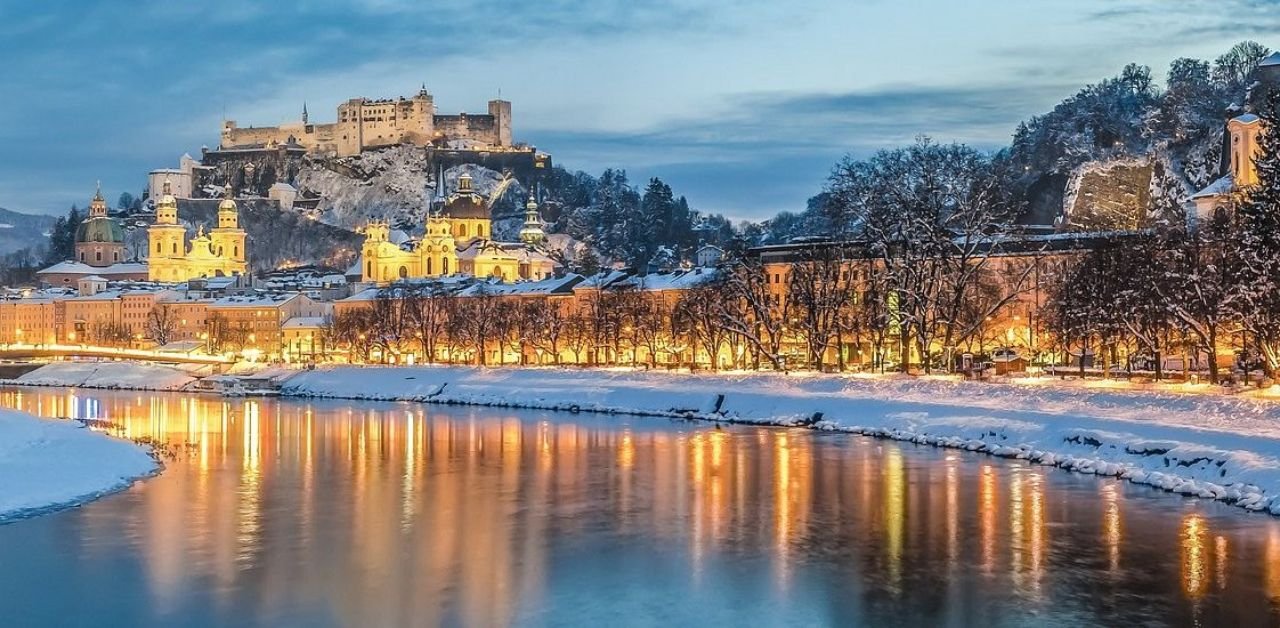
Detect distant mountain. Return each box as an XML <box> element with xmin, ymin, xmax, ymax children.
<box><xmin>0</xmin><ymin>207</ymin><xmax>56</xmax><ymax>257</ymax></box>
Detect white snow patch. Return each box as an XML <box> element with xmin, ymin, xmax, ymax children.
<box><xmin>0</xmin><ymin>410</ymin><xmax>157</xmax><ymax>521</ymax></box>
<box><xmin>12</xmin><ymin>362</ymin><xmax>197</xmax><ymax>390</ymax></box>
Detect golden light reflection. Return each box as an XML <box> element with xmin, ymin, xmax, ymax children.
<box><xmin>980</xmin><ymin>465</ymin><xmax>997</xmax><ymax>575</ymax></box>
<box><xmin>1102</xmin><ymin>483</ymin><xmax>1122</xmax><ymax>574</ymax></box>
<box><xmin>4</xmin><ymin>386</ymin><xmax>1258</xmax><ymax>625</ymax></box>
<box><xmin>1182</xmin><ymin>513</ymin><xmax>1208</xmax><ymax>600</ymax></box>
<box><xmin>884</xmin><ymin>446</ymin><xmax>904</xmax><ymax>594</ymax></box>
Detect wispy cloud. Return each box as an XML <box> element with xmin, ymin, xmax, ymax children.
<box><xmin>0</xmin><ymin>0</ymin><xmax>1274</xmax><ymax>221</ymax></box>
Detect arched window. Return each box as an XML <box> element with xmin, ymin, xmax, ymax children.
<box><xmin>478</xmin><ymin>223</ymin><xmax>485</xmax><ymax>238</ymax></box>
<box><xmin>426</xmin><ymin>258</ymin><xmax>433</xmax><ymax>275</ymax></box>
<box><xmin>460</xmin><ymin>224</ymin><xmax>468</xmax><ymax>237</ymax></box>
<box><xmin>113</xmin><ymin>252</ymin><xmax>119</xmax><ymax>262</ymax></box>
<box><xmin>172</xmin><ymin>242</ymin><xmax>178</xmax><ymax>255</ymax></box>
<box><xmin>95</xmin><ymin>251</ymin><xmax>102</xmax><ymax>262</ymax></box>
<box><xmin>367</xmin><ymin>261</ymin><xmax>373</xmax><ymax>277</ymax></box>
<box><xmin>233</xmin><ymin>246</ymin><xmax>239</xmax><ymax>258</ymax></box>
<box><xmin>80</xmin><ymin>252</ymin><xmax>85</xmax><ymax>262</ymax></box>
<box><xmin>398</xmin><ymin>265</ymin><xmax>408</xmax><ymax>279</ymax></box>
<box><xmin>492</xmin><ymin>265</ymin><xmax>503</xmax><ymax>279</ymax></box>
<box><xmin>156</xmin><ymin>242</ymin><xmax>162</xmax><ymax>254</ymax></box>
<box><xmin>442</xmin><ymin>258</ymin><xmax>449</xmax><ymax>275</ymax></box>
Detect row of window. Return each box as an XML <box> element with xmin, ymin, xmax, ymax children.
<box><xmin>78</xmin><ymin>250</ymin><xmax>121</xmax><ymax>263</ymax></box>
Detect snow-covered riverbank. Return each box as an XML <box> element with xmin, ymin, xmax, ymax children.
<box><xmin>0</xmin><ymin>410</ymin><xmax>157</xmax><ymax>522</ymax></box>
<box><xmin>280</xmin><ymin>366</ymin><xmax>1280</xmax><ymax>516</ymax></box>
<box><xmin>3</xmin><ymin>362</ymin><xmax>197</xmax><ymax>390</ymax></box>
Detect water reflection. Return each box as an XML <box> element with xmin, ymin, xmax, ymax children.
<box><xmin>2</xmin><ymin>387</ymin><xmax>1280</xmax><ymax>626</ymax></box>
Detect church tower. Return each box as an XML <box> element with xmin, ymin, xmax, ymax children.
<box><xmin>420</xmin><ymin>211</ymin><xmax>457</xmax><ymax>277</ymax></box>
<box><xmin>518</xmin><ymin>195</ymin><xmax>546</xmax><ymax>245</ymax></box>
<box><xmin>148</xmin><ymin>178</ymin><xmax>188</xmax><ymax>281</ymax></box>
<box><xmin>1228</xmin><ymin>113</ymin><xmax>1264</xmax><ymax>188</ymax></box>
<box><xmin>75</xmin><ymin>184</ymin><xmax>126</xmax><ymax>267</ymax></box>
<box><xmin>210</xmin><ymin>184</ymin><xmax>247</xmax><ymax>272</ymax></box>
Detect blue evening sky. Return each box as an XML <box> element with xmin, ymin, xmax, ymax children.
<box><xmin>0</xmin><ymin>0</ymin><xmax>1276</xmax><ymax>221</ymax></box>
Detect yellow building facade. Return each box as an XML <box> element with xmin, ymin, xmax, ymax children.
<box><xmin>361</xmin><ymin>173</ymin><xmax>554</xmax><ymax>285</ymax></box>
<box><xmin>148</xmin><ymin>182</ymin><xmax>247</xmax><ymax>282</ymax></box>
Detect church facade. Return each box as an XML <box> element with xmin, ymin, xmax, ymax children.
<box><xmin>75</xmin><ymin>186</ymin><xmax>126</xmax><ymax>267</ymax></box>
<box><xmin>361</xmin><ymin>172</ymin><xmax>555</xmax><ymax>284</ymax></box>
<box><xmin>147</xmin><ymin>181</ymin><xmax>247</xmax><ymax>282</ymax></box>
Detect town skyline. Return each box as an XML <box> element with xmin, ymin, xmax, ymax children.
<box><xmin>2</xmin><ymin>0</ymin><xmax>1278</xmax><ymax>220</ymax></box>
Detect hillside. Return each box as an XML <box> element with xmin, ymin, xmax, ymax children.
<box><xmin>0</xmin><ymin>207</ymin><xmax>55</xmax><ymax>258</ymax></box>
<box><xmin>293</xmin><ymin>145</ymin><xmax>530</xmax><ymax>234</ymax></box>
<box><xmin>771</xmin><ymin>41</ymin><xmax>1277</xmax><ymax>243</ymax></box>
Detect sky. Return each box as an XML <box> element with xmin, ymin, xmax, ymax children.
<box><xmin>0</xmin><ymin>0</ymin><xmax>1277</xmax><ymax>222</ymax></box>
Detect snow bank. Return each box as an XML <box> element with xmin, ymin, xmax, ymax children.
<box><xmin>0</xmin><ymin>410</ymin><xmax>157</xmax><ymax>521</ymax></box>
<box><xmin>8</xmin><ymin>362</ymin><xmax>197</xmax><ymax>390</ymax></box>
<box><xmin>281</xmin><ymin>366</ymin><xmax>1280</xmax><ymax>516</ymax></box>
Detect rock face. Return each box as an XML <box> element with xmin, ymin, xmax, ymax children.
<box><xmin>1062</xmin><ymin>159</ymin><xmax>1153</xmax><ymax>231</ymax></box>
<box><xmin>197</xmin><ymin>144</ymin><xmax>547</xmax><ymax>233</ymax></box>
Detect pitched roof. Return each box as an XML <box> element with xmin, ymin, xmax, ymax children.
<box><xmin>1191</xmin><ymin>174</ymin><xmax>1235</xmax><ymax>199</ymax></box>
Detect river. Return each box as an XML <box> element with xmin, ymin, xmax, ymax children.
<box><xmin>0</xmin><ymin>387</ymin><xmax>1278</xmax><ymax>626</ymax></box>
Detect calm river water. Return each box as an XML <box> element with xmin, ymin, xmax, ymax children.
<box><xmin>1</xmin><ymin>387</ymin><xmax>1280</xmax><ymax>627</ymax></box>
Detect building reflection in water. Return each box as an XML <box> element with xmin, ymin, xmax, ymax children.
<box><xmin>5</xmin><ymin>387</ymin><xmax>1280</xmax><ymax>625</ymax></box>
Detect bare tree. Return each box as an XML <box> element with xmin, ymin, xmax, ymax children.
<box><xmin>146</xmin><ymin>304</ymin><xmax>179</xmax><ymax>346</ymax></box>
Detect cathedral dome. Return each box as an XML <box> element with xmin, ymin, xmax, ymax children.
<box><xmin>75</xmin><ymin>216</ymin><xmax>125</xmax><ymax>244</ymax></box>
<box><xmin>443</xmin><ymin>193</ymin><xmax>489</xmax><ymax>219</ymax></box>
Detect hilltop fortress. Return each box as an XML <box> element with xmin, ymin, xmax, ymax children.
<box><xmin>220</xmin><ymin>87</ymin><xmax>512</xmax><ymax>157</ymax></box>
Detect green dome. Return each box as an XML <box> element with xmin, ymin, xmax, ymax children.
<box><xmin>75</xmin><ymin>216</ymin><xmax>125</xmax><ymax>243</ymax></box>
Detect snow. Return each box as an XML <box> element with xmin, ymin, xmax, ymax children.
<box><xmin>277</xmin><ymin>366</ymin><xmax>1280</xmax><ymax>516</ymax></box>
<box><xmin>11</xmin><ymin>362</ymin><xmax>197</xmax><ymax>390</ymax></box>
<box><xmin>0</xmin><ymin>410</ymin><xmax>156</xmax><ymax>521</ymax></box>
<box><xmin>1191</xmin><ymin>174</ymin><xmax>1234</xmax><ymax>199</ymax></box>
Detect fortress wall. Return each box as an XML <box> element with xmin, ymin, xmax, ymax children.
<box><xmin>433</xmin><ymin>115</ymin><xmax>499</xmax><ymax>145</ymax></box>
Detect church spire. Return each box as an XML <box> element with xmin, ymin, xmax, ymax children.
<box><xmin>302</xmin><ymin>101</ymin><xmax>308</xmax><ymax>124</ymax></box>
<box><xmin>519</xmin><ymin>194</ymin><xmax>546</xmax><ymax>245</ymax></box>
<box><xmin>89</xmin><ymin>182</ymin><xmax>108</xmax><ymax>217</ymax></box>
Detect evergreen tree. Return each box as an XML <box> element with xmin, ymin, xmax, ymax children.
<box><xmin>44</xmin><ymin>205</ymin><xmax>83</xmax><ymax>264</ymax></box>
<box><xmin>1230</xmin><ymin>92</ymin><xmax>1280</xmax><ymax>374</ymax></box>
<box><xmin>640</xmin><ymin>178</ymin><xmax>676</xmax><ymax>265</ymax></box>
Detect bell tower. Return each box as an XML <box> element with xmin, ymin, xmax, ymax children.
<box><xmin>210</xmin><ymin>184</ymin><xmax>247</xmax><ymax>273</ymax></box>
<box><xmin>1228</xmin><ymin>113</ymin><xmax>1264</xmax><ymax>188</ymax></box>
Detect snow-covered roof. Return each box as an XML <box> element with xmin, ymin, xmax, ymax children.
<box><xmin>211</xmin><ymin>293</ymin><xmax>301</xmax><ymax>308</ymax></box>
<box><xmin>1232</xmin><ymin>113</ymin><xmax>1261</xmax><ymax>125</ymax></box>
<box><xmin>455</xmin><ymin>274</ymin><xmax>583</xmax><ymax>298</ymax></box>
<box><xmin>1191</xmin><ymin>174</ymin><xmax>1235</xmax><ymax>199</ymax></box>
<box><xmin>620</xmin><ymin>269</ymin><xmax>720</xmax><ymax>292</ymax></box>
<box><xmin>575</xmin><ymin>269</ymin><xmax>631</xmax><ymax>291</ymax></box>
<box><xmin>79</xmin><ymin>275</ymin><xmax>107</xmax><ymax>282</ymax></box>
<box><xmin>282</xmin><ymin>316</ymin><xmax>327</xmax><ymax>329</ymax></box>
<box><xmin>1262</xmin><ymin>51</ymin><xmax>1280</xmax><ymax>67</ymax></box>
<box><xmin>269</xmin><ymin>182</ymin><xmax>297</xmax><ymax>192</ymax></box>
<box><xmin>37</xmin><ymin>261</ymin><xmax>148</xmax><ymax>277</ymax></box>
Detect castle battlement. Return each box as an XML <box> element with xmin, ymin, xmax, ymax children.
<box><xmin>220</xmin><ymin>87</ymin><xmax>513</xmax><ymax>157</ymax></box>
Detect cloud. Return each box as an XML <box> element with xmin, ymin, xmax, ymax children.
<box><xmin>531</xmin><ymin>80</ymin><xmax>1075</xmax><ymax>219</ymax></box>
